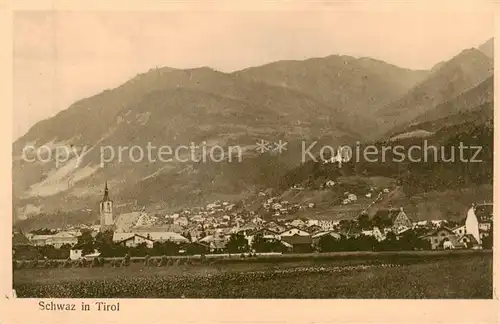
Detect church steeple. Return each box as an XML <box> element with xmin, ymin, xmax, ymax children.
<box><xmin>100</xmin><ymin>181</ymin><xmax>114</xmax><ymax>232</ymax></box>
<box><xmin>102</xmin><ymin>181</ymin><xmax>111</xmax><ymax>202</ymax></box>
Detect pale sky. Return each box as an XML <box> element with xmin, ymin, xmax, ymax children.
<box><xmin>13</xmin><ymin>2</ymin><xmax>494</xmax><ymax>139</ymax></box>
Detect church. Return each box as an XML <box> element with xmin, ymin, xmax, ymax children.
<box><xmin>99</xmin><ymin>182</ymin><xmax>115</xmax><ymax>232</ymax></box>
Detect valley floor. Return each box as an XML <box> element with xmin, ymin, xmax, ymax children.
<box><xmin>13</xmin><ymin>251</ymin><xmax>492</xmax><ymax>298</ymax></box>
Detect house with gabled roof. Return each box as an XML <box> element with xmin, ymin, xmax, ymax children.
<box><xmin>174</xmin><ymin>216</ymin><xmax>189</xmax><ymax>227</ymax></box>
<box><xmin>279</xmin><ymin>227</ymin><xmax>310</xmax><ymax>238</ymax></box>
<box><xmin>113</xmin><ymin>231</ymin><xmax>188</xmax><ymax>244</ymax></box>
<box><xmin>458</xmin><ymin>234</ymin><xmax>480</xmax><ymax>249</ymax></box>
<box><xmin>311</xmin><ymin>231</ymin><xmax>341</xmax><ymax>247</ymax></box>
<box><xmin>420</xmin><ymin>227</ymin><xmax>462</xmax><ymax>250</ymax></box>
<box><xmin>118</xmin><ymin>233</ymin><xmax>154</xmax><ymax>248</ymax></box>
<box><xmin>246</xmin><ymin>228</ymin><xmax>279</xmax><ymax>246</ymax></box>
<box><xmin>281</xmin><ymin>234</ymin><xmax>313</xmax><ymax>253</ymax></box>
<box><xmin>181</xmin><ymin>241</ymin><xmax>210</xmax><ymax>255</ymax></box>
<box><xmin>210</xmin><ymin>240</ymin><xmax>227</xmax><ymax>253</ymax></box>
<box><xmin>265</xmin><ymin>221</ymin><xmax>286</xmax><ymax>234</ymax></box>
<box><xmin>442</xmin><ymin>236</ymin><xmax>466</xmax><ymax>250</ymax></box>
<box><xmin>290</xmin><ymin>219</ymin><xmax>306</xmax><ymax>228</ymax></box>
<box><xmin>372</xmin><ymin>207</ymin><xmax>412</xmax><ymax>234</ymax></box>
<box><xmin>30</xmin><ymin>231</ymin><xmax>78</xmax><ymax>248</ymax></box>
<box><xmin>452</xmin><ymin>224</ymin><xmax>466</xmax><ymax>237</ymax></box>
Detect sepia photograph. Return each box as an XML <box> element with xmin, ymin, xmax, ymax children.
<box><xmin>11</xmin><ymin>4</ymin><xmax>494</xmax><ymax>299</ymax></box>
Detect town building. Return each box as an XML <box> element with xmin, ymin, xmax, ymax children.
<box><xmin>452</xmin><ymin>225</ymin><xmax>466</xmax><ymax>237</ymax></box>
<box><xmin>30</xmin><ymin>232</ymin><xmax>78</xmax><ymax>248</ymax></box>
<box><xmin>372</xmin><ymin>207</ymin><xmax>412</xmax><ymax>234</ymax></box>
<box><xmin>112</xmin><ymin>231</ymin><xmax>189</xmax><ymax>244</ymax></box>
<box><xmin>289</xmin><ymin>219</ymin><xmax>306</xmax><ymax>228</ymax></box>
<box><xmin>279</xmin><ymin>228</ymin><xmax>310</xmax><ymax>238</ymax></box>
<box><xmin>311</xmin><ymin>231</ymin><xmax>341</xmax><ymax>247</ymax></box>
<box><xmin>181</xmin><ymin>242</ymin><xmax>211</xmax><ymax>255</ymax></box>
<box><xmin>465</xmin><ymin>203</ymin><xmax>493</xmax><ymax>245</ymax></box>
<box><xmin>174</xmin><ymin>216</ymin><xmax>189</xmax><ymax>227</ymax></box>
<box><xmin>281</xmin><ymin>235</ymin><xmax>313</xmax><ymax>253</ymax></box>
<box><xmin>458</xmin><ymin>234</ymin><xmax>480</xmax><ymax>249</ymax></box>
<box><xmin>420</xmin><ymin>227</ymin><xmax>464</xmax><ymax>250</ymax></box>
<box><xmin>117</xmin><ymin>233</ymin><xmax>155</xmax><ymax>248</ymax></box>
<box><xmin>264</xmin><ymin>222</ymin><xmax>286</xmax><ymax>234</ymax></box>
<box><xmin>70</xmin><ymin>249</ymin><xmax>83</xmax><ymax>260</ymax></box>
<box><xmin>246</xmin><ymin>228</ymin><xmax>280</xmax><ymax>246</ymax></box>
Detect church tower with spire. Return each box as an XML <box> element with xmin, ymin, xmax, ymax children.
<box><xmin>99</xmin><ymin>182</ymin><xmax>114</xmax><ymax>232</ymax></box>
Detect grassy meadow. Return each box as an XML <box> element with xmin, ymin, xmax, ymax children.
<box><xmin>13</xmin><ymin>251</ymin><xmax>492</xmax><ymax>298</ymax></box>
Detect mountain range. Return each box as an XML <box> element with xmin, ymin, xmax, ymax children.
<box><xmin>13</xmin><ymin>38</ymin><xmax>494</xmax><ymax>228</ymax></box>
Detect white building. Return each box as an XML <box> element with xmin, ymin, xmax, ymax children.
<box><xmin>30</xmin><ymin>232</ymin><xmax>78</xmax><ymax>248</ymax></box>
<box><xmin>325</xmin><ymin>180</ymin><xmax>335</xmax><ymax>187</ymax></box>
<box><xmin>290</xmin><ymin>219</ymin><xmax>306</xmax><ymax>228</ymax></box>
<box><xmin>174</xmin><ymin>216</ymin><xmax>189</xmax><ymax>227</ymax></box>
<box><xmin>70</xmin><ymin>249</ymin><xmax>83</xmax><ymax>260</ymax></box>
<box><xmin>465</xmin><ymin>203</ymin><xmax>493</xmax><ymax>244</ymax></box>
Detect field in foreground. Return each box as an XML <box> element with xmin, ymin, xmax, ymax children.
<box><xmin>14</xmin><ymin>251</ymin><xmax>492</xmax><ymax>298</ymax></box>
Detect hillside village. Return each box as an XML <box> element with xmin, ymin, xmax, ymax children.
<box><xmin>12</xmin><ymin>181</ymin><xmax>493</xmax><ymax>261</ymax></box>
<box><xmin>11</xmin><ymin>38</ymin><xmax>495</xmax><ymax>263</ymax></box>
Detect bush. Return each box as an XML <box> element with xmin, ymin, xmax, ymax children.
<box><xmin>91</xmin><ymin>258</ymin><xmax>100</xmax><ymax>268</ymax></box>
<box><xmin>97</xmin><ymin>257</ymin><xmax>105</xmax><ymax>267</ymax></box>
<box><xmin>63</xmin><ymin>258</ymin><xmax>72</xmax><ymax>268</ymax></box>
<box><xmin>123</xmin><ymin>254</ymin><xmax>131</xmax><ymax>266</ymax></box>
<box><xmin>80</xmin><ymin>258</ymin><xmax>88</xmax><ymax>268</ymax></box>
<box><xmin>29</xmin><ymin>260</ymin><xmax>38</xmax><ymax>269</ymax></box>
<box><xmin>158</xmin><ymin>255</ymin><xmax>168</xmax><ymax>267</ymax></box>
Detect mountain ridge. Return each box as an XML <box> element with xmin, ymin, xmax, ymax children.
<box><xmin>13</xmin><ymin>47</ymin><xmax>494</xmax><ymax>227</ymax></box>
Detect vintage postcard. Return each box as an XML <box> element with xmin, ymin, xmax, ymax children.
<box><xmin>2</xmin><ymin>0</ymin><xmax>499</xmax><ymax>323</ymax></box>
